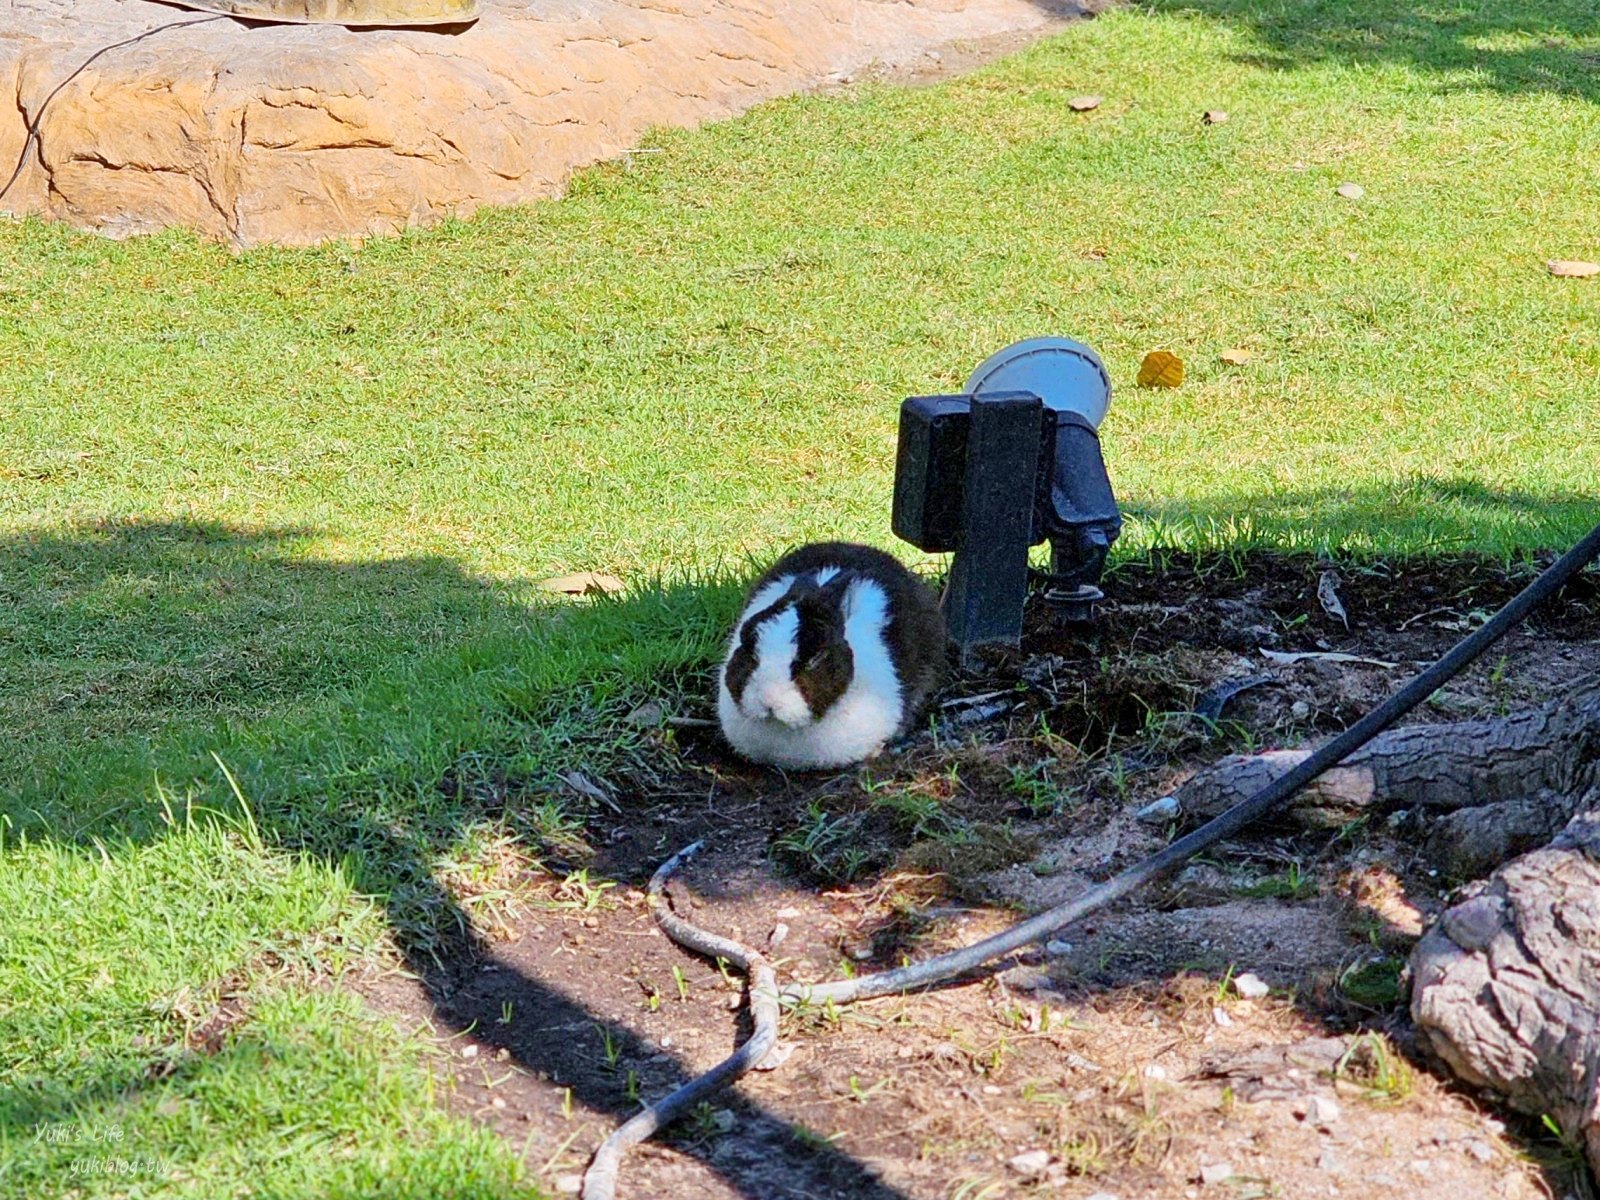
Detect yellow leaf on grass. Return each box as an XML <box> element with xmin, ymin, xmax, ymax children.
<box><xmin>1137</xmin><ymin>350</ymin><xmax>1185</xmax><ymax>388</ymax></box>
<box><xmin>1219</xmin><ymin>347</ymin><xmax>1254</xmax><ymax>365</ymax></box>
<box><xmin>1548</xmin><ymin>259</ymin><xmax>1600</xmax><ymax>278</ymax></box>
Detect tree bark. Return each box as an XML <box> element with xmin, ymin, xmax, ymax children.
<box><xmin>1171</xmin><ymin>681</ymin><xmax>1600</xmax><ymax>1174</ymax></box>
<box><xmin>1410</xmin><ymin>809</ymin><xmax>1600</xmax><ymax>1174</ymax></box>
<box><xmin>1176</xmin><ymin>681</ymin><xmax>1600</xmax><ymax>880</ymax></box>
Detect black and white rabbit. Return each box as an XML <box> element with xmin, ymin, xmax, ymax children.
<box><xmin>717</xmin><ymin>542</ymin><xmax>945</xmax><ymax>769</ymax></box>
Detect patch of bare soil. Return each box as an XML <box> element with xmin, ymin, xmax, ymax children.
<box><xmin>361</xmin><ymin>554</ymin><xmax>1599</xmax><ymax>1199</ymax></box>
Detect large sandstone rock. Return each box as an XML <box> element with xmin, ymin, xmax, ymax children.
<box><xmin>0</xmin><ymin>0</ymin><xmax>1070</xmax><ymax>247</ymax></box>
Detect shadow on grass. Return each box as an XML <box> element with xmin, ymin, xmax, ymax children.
<box><xmin>0</xmin><ymin>518</ymin><xmax>514</xmax><ymax>819</ymax></box>
<box><xmin>0</xmin><ymin>519</ymin><xmax>906</xmax><ymax>1199</ymax></box>
<box><xmin>1127</xmin><ymin>474</ymin><xmax>1600</xmax><ymax>558</ymax></box>
<box><xmin>1124</xmin><ymin>0</ymin><xmax>1600</xmax><ymax>104</ymax></box>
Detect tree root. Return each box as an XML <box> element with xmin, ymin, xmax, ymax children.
<box><xmin>1178</xmin><ymin>681</ymin><xmax>1599</xmax><ymax>880</ymax></box>
<box><xmin>581</xmin><ymin>842</ymin><xmax>779</xmax><ymax>1200</ymax></box>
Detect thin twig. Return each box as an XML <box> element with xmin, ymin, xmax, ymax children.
<box><xmin>662</xmin><ymin>716</ymin><xmax>718</xmax><ymax>729</ymax></box>
<box><xmin>581</xmin><ymin>841</ymin><xmax>779</xmax><ymax>1200</ymax></box>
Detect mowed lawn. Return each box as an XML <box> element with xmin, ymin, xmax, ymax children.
<box><xmin>3</xmin><ymin>2</ymin><xmax>1599</xmax><ymax>1196</ymax></box>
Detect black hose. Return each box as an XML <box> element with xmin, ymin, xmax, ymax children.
<box><xmin>786</xmin><ymin>519</ymin><xmax>1600</xmax><ymax>1006</ymax></box>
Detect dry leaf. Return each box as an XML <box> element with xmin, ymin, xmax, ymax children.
<box><xmin>1335</xmin><ymin>182</ymin><xmax>1365</xmax><ymax>200</ymax></box>
<box><xmin>1317</xmin><ymin>570</ymin><xmax>1350</xmax><ymax>631</ymax></box>
<box><xmin>538</xmin><ymin>571</ymin><xmax>625</xmax><ymax>596</ymax></box>
<box><xmin>1202</xmin><ymin>109</ymin><xmax>1229</xmax><ymax>125</ymax></box>
<box><xmin>1548</xmin><ymin>259</ymin><xmax>1600</xmax><ymax>278</ymax></box>
<box><xmin>1136</xmin><ymin>350</ymin><xmax>1185</xmax><ymax>388</ymax></box>
<box><xmin>562</xmin><ymin>771</ymin><xmax>620</xmax><ymax>812</ymax></box>
<box><xmin>1068</xmin><ymin>95</ymin><xmax>1102</xmax><ymax>112</ymax></box>
<box><xmin>1219</xmin><ymin>347</ymin><xmax>1254</xmax><ymax>365</ymax></box>
<box><xmin>624</xmin><ymin>701</ymin><xmax>664</xmax><ymax>727</ymax></box>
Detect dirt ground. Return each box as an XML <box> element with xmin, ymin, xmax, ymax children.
<box><xmin>361</xmin><ymin>553</ymin><xmax>1600</xmax><ymax>1200</ymax></box>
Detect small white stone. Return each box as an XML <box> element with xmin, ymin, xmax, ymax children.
<box><xmin>1307</xmin><ymin>1094</ymin><xmax>1342</xmax><ymax>1127</ymax></box>
<box><xmin>1045</xmin><ymin>940</ymin><xmax>1073</xmax><ymax>956</ymax></box>
<box><xmin>1212</xmin><ymin>1006</ymin><xmax>1233</xmax><ymax>1027</ymax></box>
<box><xmin>1144</xmin><ymin>1064</ymin><xmax>1168</xmax><ymax>1081</ymax></box>
<box><xmin>1336</xmin><ymin>181</ymin><xmax>1366</xmax><ymax>200</ymax></box>
<box><xmin>461</xmin><ymin>1044</ymin><xmax>479</xmax><ymax>1059</ymax></box>
<box><xmin>1465</xmin><ymin>1138</ymin><xmax>1494</xmax><ymax>1163</ymax></box>
<box><xmin>710</xmin><ymin>1108</ymin><xmax>736</xmax><ymax>1133</ymax></box>
<box><xmin>491</xmin><ymin>1097</ymin><xmax>506</xmax><ymax>1109</ymax></box>
<box><xmin>1233</xmin><ymin>972</ymin><xmax>1271</xmax><ymax>999</ymax></box>
<box><xmin>1200</xmin><ymin>1162</ymin><xmax>1235</xmax><ymax>1186</ymax></box>
<box><xmin>1292</xmin><ymin>700</ymin><xmax>1311</xmax><ymax>719</ymax></box>
<box><xmin>555</xmin><ymin>1176</ymin><xmax>583</xmax><ymax>1195</ymax></box>
<box><xmin>1318</xmin><ymin>1148</ymin><xmax>1343</xmax><ymax>1174</ymax></box>
<box><xmin>1136</xmin><ymin>795</ymin><xmax>1182</xmax><ymax>824</ymax></box>
<box><xmin>1409</xmin><ymin>1159</ymin><xmax>1431</xmax><ymax>1174</ymax></box>
<box><xmin>1085</xmin><ymin>1193</ymin><xmax>1121</xmax><ymax>1200</ymax></box>
<box><xmin>1009</xmin><ymin>1149</ymin><xmax>1052</xmax><ymax>1176</ymax></box>
<box><xmin>776</xmin><ymin>906</ymin><xmax>801</xmax><ymax>919</ymax></box>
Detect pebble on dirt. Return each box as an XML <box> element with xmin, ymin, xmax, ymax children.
<box><xmin>1009</xmin><ymin>1149</ymin><xmax>1052</xmax><ymax>1176</ymax></box>
<box><xmin>1200</xmin><ymin>1161</ymin><xmax>1236</xmax><ymax>1185</ymax></box>
<box><xmin>1232</xmin><ymin>972</ymin><xmax>1271</xmax><ymax>999</ymax></box>
<box><xmin>1306</xmin><ymin>1094</ymin><xmax>1342</xmax><ymax>1128</ymax></box>
<box><xmin>1136</xmin><ymin>795</ymin><xmax>1182</xmax><ymax>824</ymax></box>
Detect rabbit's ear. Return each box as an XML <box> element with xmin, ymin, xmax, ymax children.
<box><xmin>817</xmin><ymin>569</ymin><xmax>856</xmax><ymax>608</ymax></box>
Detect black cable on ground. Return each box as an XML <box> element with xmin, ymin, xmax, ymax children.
<box><xmin>0</xmin><ymin>16</ymin><xmax>229</xmax><ymax>206</ymax></box>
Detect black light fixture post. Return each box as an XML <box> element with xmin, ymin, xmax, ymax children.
<box><xmin>891</xmin><ymin>338</ymin><xmax>1122</xmax><ymax>668</ymax></box>
<box><xmin>938</xmin><ymin>390</ymin><xmax>1043</xmax><ymax>665</ymax></box>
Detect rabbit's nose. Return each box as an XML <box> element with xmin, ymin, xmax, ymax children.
<box><xmin>756</xmin><ymin>685</ymin><xmax>809</xmax><ymax>727</ymax></box>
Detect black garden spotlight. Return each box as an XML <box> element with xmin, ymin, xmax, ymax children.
<box><xmin>891</xmin><ymin>337</ymin><xmax>1122</xmax><ymax>667</ymax></box>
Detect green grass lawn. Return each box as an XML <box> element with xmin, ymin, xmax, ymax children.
<box><xmin>3</xmin><ymin>1</ymin><xmax>1599</xmax><ymax>1195</ymax></box>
